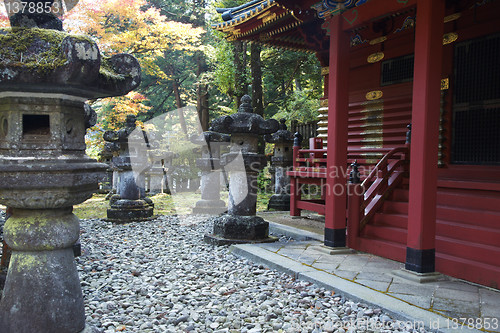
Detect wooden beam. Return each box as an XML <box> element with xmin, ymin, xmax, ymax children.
<box><xmin>341</xmin><ymin>0</ymin><xmax>417</xmax><ymax>31</ymax></box>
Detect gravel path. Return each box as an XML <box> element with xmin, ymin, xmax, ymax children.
<box><xmin>77</xmin><ymin>215</ymin><xmax>431</xmax><ymax>333</ymax></box>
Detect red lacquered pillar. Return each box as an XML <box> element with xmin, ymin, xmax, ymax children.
<box><xmin>406</xmin><ymin>0</ymin><xmax>445</xmax><ymax>273</ymax></box>
<box><xmin>325</xmin><ymin>14</ymin><xmax>350</xmax><ymax>248</ymax></box>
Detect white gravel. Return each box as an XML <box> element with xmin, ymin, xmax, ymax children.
<box><xmin>77</xmin><ymin>215</ymin><xmax>431</xmax><ymax>333</ymax></box>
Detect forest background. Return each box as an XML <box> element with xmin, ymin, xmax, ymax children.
<box><xmin>0</xmin><ymin>0</ymin><xmax>323</xmax><ymax>159</ymax></box>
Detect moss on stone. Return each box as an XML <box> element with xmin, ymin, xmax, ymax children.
<box><xmin>0</xmin><ymin>27</ymin><xmax>83</xmax><ymax>73</ymax></box>
<box><xmin>100</xmin><ymin>56</ymin><xmax>126</xmax><ymax>82</ymax></box>
<box><xmin>13</xmin><ymin>253</ymin><xmax>42</xmax><ymax>271</ymax></box>
<box><xmin>0</xmin><ymin>28</ymin><xmax>98</xmax><ymax>75</ymax></box>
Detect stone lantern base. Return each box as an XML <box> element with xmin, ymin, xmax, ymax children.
<box><xmin>106</xmin><ymin>196</ymin><xmax>155</xmax><ymax>223</ymax></box>
<box><xmin>268</xmin><ymin>194</ymin><xmax>291</xmax><ymax>211</ymax></box>
<box><xmin>204</xmin><ymin>215</ymin><xmax>277</xmax><ymax>245</ymax></box>
<box><xmin>192</xmin><ymin>199</ymin><xmax>227</xmax><ymax>215</ymax></box>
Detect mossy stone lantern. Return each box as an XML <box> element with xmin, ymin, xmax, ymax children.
<box><xmin>103</xmin><ymin>115</ymin><xmax>155</xmax><ymax>223</ymax></box>
<box><xmin>0</xmin><ymin>1</ymin><xmax>141</xmax><ymax>332</ymax></box>
<box><xmin>265</xmin><ymin>119</ymin><xmax>294</xmax><ymax>211</ymax></box>
<box><xmin>205</xmin><ymin>95</ymin><xmax>279</xmax><ymax>244</ymax></box>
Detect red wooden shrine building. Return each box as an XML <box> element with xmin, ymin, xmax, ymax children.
<box><xmin>214</xmin><ymin>0</ymin><xmax>500</xmax><ymax>288</ymax></box>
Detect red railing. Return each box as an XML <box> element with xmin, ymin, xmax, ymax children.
<box><xmin>347</xmin><ymin>146</ymin><xmax>410</xmax><ymax>246</ymax></box>
<box><xmin>288</xmin><ymin>135</ymin><xmax>409</xmax><ymax>218</ymax></box>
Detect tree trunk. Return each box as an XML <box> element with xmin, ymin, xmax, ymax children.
<box><xmin>233</xmin><ymin>40</ymin><xmax>247</xmax><ymax>107</ymax></box>
<box><xmin>196</xmin><ymin>54</ymin><xmax>209</xmax><ymax>131</ymax></box>
<box><xmin>250</xmin><ymin>42</ymin><xmax>265</xmax><ymax>154</ymax></box>
<box><xmin>191</xmin><ymin>0</ymin><xmax>209</xmax><ymax>131</ymax></box>
<box><xmin>172</xmin><ymin>78</ymin><xmax>188</xmax><ymax>136</ymax></box>
<box><xmin>251</xmin><ymin>42</ymin><xmax>264</xmax><ymax>117</ymax></box>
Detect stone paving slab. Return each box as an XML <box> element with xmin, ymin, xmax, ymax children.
<box><xmin>231</xmin><ymin>241</ymin><xmax>485</xmax><ymax>333</ymax></box>
<box><xmin>231</xmin><ymin>222</ymin><xmax>500</xmax><ymax>333</ymax></box>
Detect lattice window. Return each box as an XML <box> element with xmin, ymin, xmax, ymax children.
<box><xmin>452</xmin><ymin>33</ymin><xmax>500</xmax><ymax>165</ymax></box>
<box><xmin>381</xmin><ymin>54</ymin><xmax>414</xmax><ymax>86</ymax></box>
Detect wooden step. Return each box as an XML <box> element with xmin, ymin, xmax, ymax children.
<box><xmin>355</xmin><ymin>237</ymin><xmax>406</xmax><ymax>263</ymax></box>
<box><xmin>391</xmin><ymin>188</ymin><xmax>409</xmax><ymax>201</ymax></box>
<box><xmin>436</xmin><ymin>219</ymin><xmax>500</xmax><ymax>248</ymax></box>
<box><xmin>362</xmin><ymin>224</ymin><xmax>407</xmax><ymax>244</ymax></box>
<box><xmin>382</xmin><ymin>201</ymin><xmax>408</xmax><ymax>214</ymax></box>
<box><xmin>373</xmin><ymin>212</ymin><xmax>407</xmax><ymax>228</ymax></box>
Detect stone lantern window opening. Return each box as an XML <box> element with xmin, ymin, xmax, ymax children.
<box><xmin>22</xmin><ymin>114</ymin><xmax>50</xmax><ymax>136</ymax></box>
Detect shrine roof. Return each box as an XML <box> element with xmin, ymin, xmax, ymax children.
<box><xmin>212</xmin><ymin>0</ymin><xmax>319</xmax><ymax>52</ymax></box>
<box><xmin>212</xmin><ymin>0</ymin><xmax>370</xmax><ymax>52</ymax></box>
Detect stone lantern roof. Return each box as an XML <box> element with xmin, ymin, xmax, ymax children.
<box><xmin>265</xmin><ymin>119</ymin><xmax>294</xmax><ymax>144</ymax></box>
<box><xmin>0</xmin><ymin>28</ymin><xmax>140</xmax><ymax>98</ymax></box>
<box><xmin>0</xmin><ymin>0</ymin><xmax>140</xmax><ymax>98</ymax></box>
<box><xmin>190</xmin><ymin>131</ymin><xmax>230</xmax><ymax>146</ymax></box>
<box><xmin>210</xmin><ymin>95</ymin><xmax>279</xmax><ymax>135</ymax></box>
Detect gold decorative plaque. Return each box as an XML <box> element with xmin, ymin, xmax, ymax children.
<box><xmin>366</xmin><ymin>90</ymin><xmax>383</xmax><ymax>101</ymax></box>
<box><xmin>367</xmin><ymin>52</ymin><xmax>385</xmax><ymax>63</ymax></box>
<box><xmin>441</xmin><ymin>78</ymin><xmax>449</xmax><ymax>90</ymax></box>
<box><xmin>444</xmin><ymin>13</ymin><xmax>461</xmax><ymax>23</ymax></box>
<box><xmin>369</xmin><ymin>36</ymin><xmax>387</xmax><ymax>45</ymax></box>
<box><xmin>443</xmin><ymin>32</ymin><xmax>458</xmax><ymax>45</ymax></box>
<box><xmin>320</xmin><ymin>99</ymin><xmax>329</xmax><ymax>107</ymax></box>
<box><xmin>321</xmin><ymin>67</ymin><xmax>330</xmax><ymax>76</ymax></box>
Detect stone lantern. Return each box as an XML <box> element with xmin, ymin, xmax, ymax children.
<box><xmin>265</xmin><ymin>119</ymin><xmax>294</xmax><ymax>211</ymax></box>
<box><xmin>98</xmin><ymin>147</ymin><xmax>114</xmax><ymax>193</ymax></box>
<box><xmin>0</xmin><ymin>1</ymin><xmax>141</xmax><ymax>332</ymax></box>
<box><xmin>103</xmin><ymin>115</ymin><xmax>154</xmax><ymax>223</ymax></box>
<box><xmin>190</xmin><ymin>131</ymin><xmax>230</xmax><ymax>214</ymax></box>
<box><xmin>205</xmin><ymin>95</ymin><xmax>279</xmax><ymax>244</ymax></box>
<box><xmin>147</xmin><ymin>154</ymin><xmax>164</xmax><ymax>195</ymax></box>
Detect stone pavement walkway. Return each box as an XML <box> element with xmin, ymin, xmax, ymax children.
<box><xmin>231</xmin><ymin>213</ymin><xmax>500</xmax><ymax>333</ymax></box>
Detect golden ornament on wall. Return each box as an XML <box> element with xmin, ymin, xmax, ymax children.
<box><xmin>367</xmin><ymin>52</ymin><xmax>384</xmax><ymax>63</ymax></box>
<box><xmin>369</xmin><ymin>36</ymin><xmax>387</xmax><ymax>45</ymax></box>
<box><xmin>443</xmin><ymin>32</ymin><xmax>458</xmax><ymax>45</ymax></box>
<box><xmin>444</xmin><ymin>13</ymin><xmax>461</xmax><ymax>23</ymax></box>
<box><xmin>441</xmin><ymin>78</ymin><xmax>449</xmax><ymax>90</ymax></box>
<box><xmin>366</xmin><ymin>91</ymin><xmax>383</xmax><ymax>101</ymax></box>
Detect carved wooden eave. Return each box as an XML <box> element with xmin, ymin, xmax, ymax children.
<box><xmin>213</xmin><ymin>0</ymin><xmax>327</xmax><ymax>53</ymax></box>
<box><xmin>310</xmin><ymin>0</ymin><xmax>370</xmax><ymax>19</ymax></box>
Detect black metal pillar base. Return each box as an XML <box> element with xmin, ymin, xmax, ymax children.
<box><xmin>405</xmin><ymin>247</ymin><xmax>435</xmax><ymax>273</ymax></box>
<box><xmin>324</xmin><ymin>227</ymin><xmax>346</xmax><ymax>248</ymax></box>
